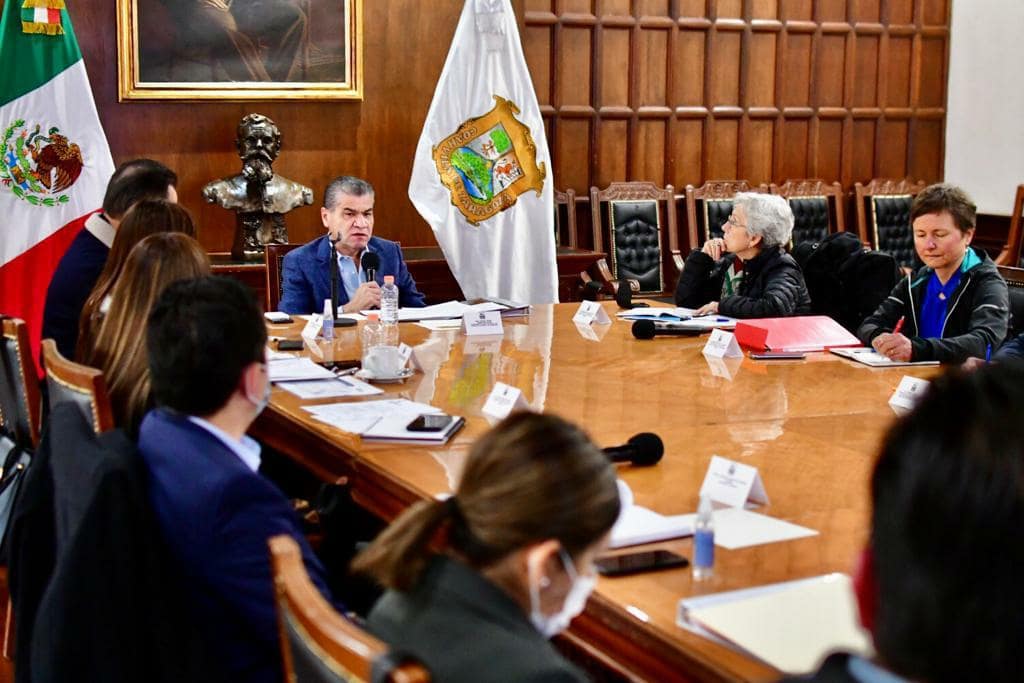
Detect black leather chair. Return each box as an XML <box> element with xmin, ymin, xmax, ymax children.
<box><xmin>588</xmin><ymin>182</ymin><xmax>680</xmax><ymax>296</ymax></box>
<box><xmin>554</xmin><ymin>188</ymin><xmax>578</xmax><ymax>248</ymax></box>
<box><xmin>684</xmin><ymin>180</ymin><xmax>768</xmax><ymax>250</ymax></box>
<box><xmin>854</xmin><ymin>178</ymin><xmax>927</xmax><ymax>270</ymax></box>
<box><xmin>998</xmin><ymin>266</ymin><xmax>1024</xmax><ymax>343</ymax></box>
<box><xmin>40</xmin><ymin>339</ymin><xmax>113</xmax><ymax>434</ymax></box>
<box><xmin>995</xmin><ymin>185</ymin><xmax>1024</xmax><ymax>268</ymax></box>
<box><xmin>264</xmin><ymin>242</ymin><xmax>304</xmax><ymax>312</ymax></box>
<box><xmin>1</xmin><ymin>318</ymin><xmax>42</xmax><ymax>452</ymax></box>
<box><xmin>770</xmin><ymin>179</ymin><xmax>846</xmax><ymax>248</ymax></box>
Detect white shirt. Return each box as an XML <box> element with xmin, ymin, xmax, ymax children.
<box><xmin>336</xmin><ymin>246</ymin><xmax>372</xmax><ymax>301</ymax></box>
<box><xmin>84</xmin><ymin>212</ymin><xmax>115</xmax><ymax>248</ymax></box>
<box><xmin>187</xmin><ymin>416</ymin><xmax>262</xmax><ymax>472</ymax></box>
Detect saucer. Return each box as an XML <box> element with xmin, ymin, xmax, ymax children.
<box><xmin>355</xmin><ymin>367</ymin><xmax>414</xmax><ymax>384</ymax></box>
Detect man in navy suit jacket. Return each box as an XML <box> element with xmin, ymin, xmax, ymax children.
<box><xmin>138</xmin><ymin>276</ymin><xmax>336</xmax><ymax>683</ymax></box>
<box><xmin>279</xmin><ymin>176</ymin><xmax>425</xmax><ymax>314</ymax></box>
<box><xmin>41</xmin><ymin>159</ymin><xmax>177</xmax><ymax>360</ymax></box>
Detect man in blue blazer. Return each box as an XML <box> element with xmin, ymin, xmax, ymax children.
<box><xmin>42</xmin><ymin>158</ymin><xmax>177</xmax><ymax>359</ymax></box>
<box><xmin>279</xmin><ymin>176</ymin><xmax>426</xmax><ymax>314</ymax></box>
<box><xmin>138</xmin><ymin>276</ymin><xmax>336</xmax><ymax>683</ymax></box>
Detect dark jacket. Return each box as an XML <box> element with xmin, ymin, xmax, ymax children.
<box><xmin>8</xmin><ymin>404</ymin><xmax>211</xmax><ymax>683</ymax></box>
<box><xmin>41</xmin><ymin>216</ymin><xmax>109</xmax><ymax>360</ymax></box>
<box><xmin>279</xmin><ymin>235</ymin><xmax>426</xmax><ymax>314</ymax></box>
<box><xmin>996</xmin><ymin>333</ymin><xmax>1024</xmax><ymax>362</ymax></box>
<box><xmin>138</xmin><ymin>408</ymin><xmax>334</xmax><ymax>683</ymax></box>
<box><xmin>368</xmin><ymin>555</ymin><xmax>589</xmax><ymax>683</ymax></box>
<box><xmin>856</xmin><ymin>248</ymin><xmax>1008</xmax><ymax>363</ymax></box>
<box><xmin>674</xmin><ymin>247</ymin><xmax>812</xmax><ymax>318</ymax></box>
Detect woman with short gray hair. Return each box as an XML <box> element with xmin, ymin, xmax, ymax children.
<box><xmin>674</xmin><ymin>192</ymin><xmax>811</xmax><ymax>318</ymax></box>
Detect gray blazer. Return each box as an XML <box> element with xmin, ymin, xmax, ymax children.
<box><xmin>368</xmin><ymin>555</ymin><xmax>589</xmax><ymax>683</ymax></box>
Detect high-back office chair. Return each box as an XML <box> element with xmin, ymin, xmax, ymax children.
<box><xmin>587</xmin><ymin>181</ymin><xmax>681</xmax><ymax>297</ymax></box>
<box><xmin>554</xmin><ymin>188</ymin><xmax>579</xmax><ymax>249</ymax></box>
<box><xmin>854</xmin><ymin>178</ymin><xmax>927</xmax><ymax>270</ymax></box>
<box><xmin>269</xmin><ymin>535</ymin><xmax>430</xmax><ymax>683</ymax></box>
<box><xmin>40</xmin><ymin>339</ymin><xmax>114</xmax><ymax>434</ymax></box>
<box><xmin>1</xmin><ymin>318</ymin><xmax>42</xmax><ymax>451</ymax></box>
<box><xmin>998</xmin><ymin>266</ymin><xmax>1024</xmax><ymax>343</ymax></box>
<box><xmin>770</xmin><ymin>179</ymin><xmax>846</xmax><ymax>248</ymax></box>
<box><xmin>995</xmin><ymin>184</ymin><xmax>1024</xmax><ymax>267</ymax></box>
<box><xmin>265</xmin><ymin>242</ymin><xmax>304</xmax><ymax>312</ymax></box>
<box><xmin>684</xmin><ymin>180</ymin><xmax>768</xmax><ymax>250</ymax></box>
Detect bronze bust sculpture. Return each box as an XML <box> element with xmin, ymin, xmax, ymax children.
<box><xmin>203</xmin><ymin>113</ymin><xmax>313</xmax><ymax>260</ymax></box>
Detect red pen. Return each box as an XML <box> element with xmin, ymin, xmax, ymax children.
<box><xmin>893</xmin><ymin>316</ymin><xmax>905</xmax><ymax>335</ymax></box>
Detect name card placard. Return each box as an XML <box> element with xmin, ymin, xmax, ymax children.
<box><xmin>699</xmin><ymin>455</ymin><xmax>769</xmax><ymax>508</ymax></box>
<box><xmin>888</xmin><ymin>375</ymin><xmax>930</xmax><ymax>415</ymax></box>
<box><xmin>481</xmin><ymin>382</ymin><xmax>529</xmax><ymax>420</ymax></box>
<box><xmin>464</xmin><ymin>310</ymin><xmax>504</xmax><ymax>336</ymax></box>
<box><xmin>572</xmin><ymin>300</ymin><xmax>611</xmax><ymax>325</ymax></box>
<box><xmin>702</xmin><ymin>328</ymin><xmax>743</xmax><ymax>358</ymax></box>
<box><xmin>301</xmin><ymin>314</ymin><xmax>323</xmax><ymax>344</ymax></box>
<box><xmin>398</xmin><ymin>343</ymin><xmax>419</xmax><ymax>372</ymax></box>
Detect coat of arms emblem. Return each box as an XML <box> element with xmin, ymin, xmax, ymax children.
<box><xmin>1</xmin><ymin>119</ymin><xmax>82</xmax><ymax>207</ymax></box>
<box><xmin>432</xmin><ymin>96</ymin><xmax>546</xmax><ymax>225</ymax></box>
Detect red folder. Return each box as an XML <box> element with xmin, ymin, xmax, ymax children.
<box><xmin>734</xmin><ymin>316</ymin><xmax>861</xmax><ymax>352</ymax></box>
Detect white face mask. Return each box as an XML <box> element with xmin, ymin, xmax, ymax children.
<box><xmin>246</xmin><ymin>365</ymin><xmax>270</xmax><ymax>417</ymax></box>
<box><xmin>528</xmin><ymin>547</ymin><xmax>597</xmax><ymax>638</ymax></box>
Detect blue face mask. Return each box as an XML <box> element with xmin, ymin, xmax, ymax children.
<box><xmin>247</xmin><ymin>364</ymin><xmax>271</xmax><ymax>416</ymax></box>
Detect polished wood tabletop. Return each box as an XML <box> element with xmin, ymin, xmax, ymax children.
<box><xmin>253</xmin><ymin>303</ymin><xmax>941</xmax><ymax>683</ymax></box>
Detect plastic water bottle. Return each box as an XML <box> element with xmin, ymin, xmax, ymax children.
<box><xmin>693</xmin><ymin>495</ymin><xmax>715</xmax><ymax>581</ymax></box>
<box><xmin>321</xmin><ymin>298</ymin><xmax>334</xmax><ymax>341</ymax></box>
<box><xmin>380</xmin><ymin>275</ymin><xmax>399</xmax><ymax>325</ymax></box>
<box><xmin>361</xmin><ymin>313</ymin><xmax>402</xmax><ymax>377</ymax></box>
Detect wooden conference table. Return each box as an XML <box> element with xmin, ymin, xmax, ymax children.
<box><xmin>252</xmin><ymin>302</ymin><xmax>940</xmax><ymax>683</ymax></box>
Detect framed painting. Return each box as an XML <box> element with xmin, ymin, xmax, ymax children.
<box><xmin>116</xmin><ymin>0</ymin><xmax>362</xmax><ymax>101</ymax></box>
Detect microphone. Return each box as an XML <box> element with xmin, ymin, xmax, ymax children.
<box><xmin>631</xmin><ymin>319</ymin><xmax>702</xmax><ymax>339</ymax></box>
<box><xmin>604</xmin><ymin>433</ymin><xmax>664</xmax><ymax>466</ymax></box>
<box><xmin>614</xmin><ymin>280</ymin><xmax>649</xmax><ymax>310</ymax></box>
<box><xmin>362</xmin><ymin>252</ymin><xmax>380</xmax><ymax>284</ymax></box>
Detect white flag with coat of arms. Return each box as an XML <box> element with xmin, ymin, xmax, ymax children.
<box><xmin>408</xmin><ymin>0</ymin><xmax>558</xmax><ymax>304</ymax></box>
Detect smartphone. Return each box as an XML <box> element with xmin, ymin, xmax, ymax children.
<box><xmin>277</xmin><ymin>339</ymin><xmax>304</xmax><ymax>351</ymax></box>
<box><xmin>407</xmin><ymin>414</ymin><xmax>454</xmax><ymax>432</ymax></box>
<box><xmin>264</xmin><ymin>311</ymin><xmax>293</xmax><ymax>324</ymax></box>
<box><xmin>749</xmin><ymin>351</ymin><xmax>807</xmax><ymax>360</ymax></box>
<box><xmin>595</xmin><ymin>549</ymin><xmax>689</xmax><ymax>577</ymax></box>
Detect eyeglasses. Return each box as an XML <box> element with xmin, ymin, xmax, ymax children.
<box><xmin>724</xmin><ymin>214</ymin><xmax>747</xmax><ymax>231</ymax></box>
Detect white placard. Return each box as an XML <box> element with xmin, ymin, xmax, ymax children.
<box><xmin>481</xmin><ymin>382</ymin><xmax>529</xmax><ymax>420</ymax></box>
<box><xmin>301</xmin><ymin>314</ymin><xmax>323</xmax><ymax>343</ymax></box>
<box><xmin>463</xmin><ymin>336</ymin><xmax>503</xmax><ymax>356</ymax></box>
<box><xmin>699</xmin><ymin>455</ymin><xmax>769</xmax><ymax>508</ymax></box>
<box><xmin>888</xmin><ymin>375</ymin><xmax>930</xmax><ymax>415</ymax></box>
<box><xmin>398</xmin><ymin>342</ymin><xmax>421</xmax><ymax>371</ymax></box>
<box><xmin>572</xmin><ymin>300</ymin><xmax>611</xmax><ymax>325</ymax></box>
<box><xmin>463</xmin><ymin>310</ymin><xmax>504</xmax><ymax>336</ymax></box>
<box><xmin>702</xmin><ymin>329</ymin><xmax>743</xmax><ymax>358</ymax></box>
<box><xmin>574</xmin><ymin>320</ymin><xmax>601</xmax><ymax>341</ymax></box>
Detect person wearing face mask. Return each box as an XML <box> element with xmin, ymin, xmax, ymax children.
<box><xmin>858</xmin><ymin>184</ymin><xmax>1009</xmax><ymax>363</ymax></box>
<box><xmin>137</xmin><ymin>276</ymin><xmax>338</xmax><ymax>683</ymax></box>
<box><xmin>353</xmin><ymin>411</ymin><xmax>621</xmax><ymax>682</ymax></box>
<box><xmin>674</xmin><ymin>192</ymin><xmax>811</xmax><ymax>318</ymax></box>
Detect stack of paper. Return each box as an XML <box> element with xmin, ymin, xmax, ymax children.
<box><xmin>362</xmin><ymin>300</ymin><xmax>513</xmax><ymax>322</ymax></box>
<box><xmin>277</xmin><ymin>376</ymin><xmax>382</xmax><ymax>399</ymax></box>
<box><xmin>304</xmin><ymin>398</ymin><xmax>464</xmax><ymax>444</ymax></box>
<box><xmin>830</xmin><ymin>347</ymin><xmax>940</xmax><ymax>367</ymax></box>
<box><xmin>679</xmin><ymin>574</ymin><xmax>873</xmax><ymax>674</ymax></box>
<box><xmin>610</xmin><ymin>479</ymin><xmax>695</xmax><ymax>548</ymax></box>
<box><xmin>268</xmin><ymin>357</ymin><xmax>337</xmax><ymax>382</ymax></box>
<box><xmin>616</xmin><ymin>307</ymin><xmax>738</xmax><ymax>330</ymax></box>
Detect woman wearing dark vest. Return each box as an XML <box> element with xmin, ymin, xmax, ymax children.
<box><xmin>353</xmin><ymin>412</ymin><xmax>621</xmax><ymax>683</ymax></box>
<box><xmin>858</xmin><ymin>184</ymin><xmax>1008</xmax><ymax>363</ymax></box>
<box><xmin>674</xmin><ymin>192</ymin><xmax>811</xmax><ymax>318</ymax></box>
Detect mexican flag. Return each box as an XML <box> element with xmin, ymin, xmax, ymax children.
<box><xmin>0</xmin><ymin>0</ymin><xmax>114</xmax><ymax>367</ymax></box>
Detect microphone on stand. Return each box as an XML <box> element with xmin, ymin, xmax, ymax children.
<box><xmin>362</xmin><ymin>252</ymin><xmax>380</xmax><ymax>285</ymax></box>
<box><xmin>603</xmin><ymin>433</ymin><xmax>664</xmax><ymax>466</ymax></box>
<box><xmin>614</xmin><ymin>280</ymin><xmax>649</xmax><ymax>309</ymax></box>
<box><xmin>631</xmin><ymin>319</ymin><xmax>702</xmax><ymax>339</ymax></box>
<box><xmin>327</xmin><ymin>234</ymin><xmax>358</xmax><ymax>328</ymax></box>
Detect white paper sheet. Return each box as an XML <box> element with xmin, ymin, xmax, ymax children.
<box><xmin>267</xmin><ymin>357</ymin><xmax>337</xmax><ymax>382</ymax></box>
<box><xmin>711</xmin><ymin>508</ymin><xmax>818</xmax><ymax>549</ymax></box>
<box><xmin>276</xmin><ymin>377</ymin><xmax>382</xmax><ymax>399</ymax></box>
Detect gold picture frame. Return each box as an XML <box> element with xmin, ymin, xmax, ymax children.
<box><xmin>116</xmin><ymin>0</ymin><xmax>362</xmax><ymax>101</ymax></box>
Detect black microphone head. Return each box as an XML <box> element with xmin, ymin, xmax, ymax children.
<box><xmin>582</xmin><ymin>280</ymin><xmax>603</xmax><ymax>302</ymax></box>
<box><xmin>615</xmin><ymin>281</ymin><xmax>634</xmax><ymax>309</ymax></box>
<box><xmin>631</xmin><ymin>319</ymin><xmax>657</xmax><ymax>340</ymax></box>
<box><xmin>362</xmin><ymin>252</ymin><xmax>380</xmax><ymax>272</ymax></box>
<box><xmin>628</xmin><ymin>432</ymin><xmax>664</xmax><ymax>465</ymax></box>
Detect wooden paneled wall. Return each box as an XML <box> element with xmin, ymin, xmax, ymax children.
<box><xmin>66</xmin><ymin>0</ymin><xmax>950</xmax><ymax>254</ymax></box>
<box><xmin>523</xmin><ymin>0</ymin><xmax>951</xmax><ymax>249</ymax></box>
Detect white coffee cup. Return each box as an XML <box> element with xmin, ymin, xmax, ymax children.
<box><xmin>362</xmin><ymin>345</ymin><xmax>405</xmax><ymax>378</ymax></box>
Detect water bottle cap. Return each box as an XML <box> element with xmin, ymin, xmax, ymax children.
<box><xmin>384</xmin><ymin>275</ymin><xmax>395</xmax><ymax>284</ymax></box>
<box><xmin>367</xmin><ymin>313</ymin><xmax>379</xmax><ymax>321</ymax></box>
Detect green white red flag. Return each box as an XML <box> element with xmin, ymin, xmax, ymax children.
<box><xmin>0</xmin><ymin>0</ymin><xmax>114</xmax><ymax>364</ymax></box>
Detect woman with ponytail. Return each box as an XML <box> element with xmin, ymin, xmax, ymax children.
<box><xmin>353</xmin><ymin>412</ymin><xmax>621</xmax><ymax>682</ymax></box>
